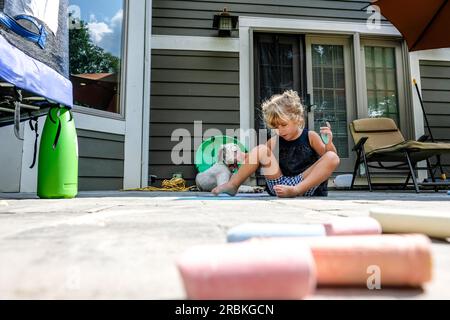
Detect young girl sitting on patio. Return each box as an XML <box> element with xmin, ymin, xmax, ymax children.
<box><xmin>212</xmin><ymin>90</ymin><xmax>340</xmax><ymax>198</ymax></box>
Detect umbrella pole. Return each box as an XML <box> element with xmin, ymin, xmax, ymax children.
<box><xmin>413</xmin><ymin>79</ymin><xmax>447</xmax><ymax>180</ymax></box>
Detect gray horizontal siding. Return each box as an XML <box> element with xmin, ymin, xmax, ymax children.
<box><xmin>152</xmin><ymin>96</ymin><xmax>239</xmax><ymax>110</ymax></box>
<box><xmin>153</xmin><ymin>0</ymin><xmax>387</xmax><ymax>37</ymax></box>
<box><xmin>77</xmin><ymin>129</ymin><xmax>125</xmax><ymax>191</ymax></box>
<box><xmin>151</xmin><ymin>123</ymin><xmax>239</xmax><ymax>137</ymax></box>
<box><xmin>152</xmin><ymin>51</ymin><xmax>239</xmax><ymax>71</ymax></box>
<box><xmin>420</xmin><ymin>60</ymin><xmax>450</xmax><ymax>171</ymax></box>
<box><xmin>150</xmin><ymin>50</ymin><xmax>240</xmax><ymax>185</ymax></box>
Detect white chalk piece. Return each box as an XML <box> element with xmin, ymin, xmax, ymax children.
<box><xmin>370</xmin><ymin>207</ymin><xmax>450</xmax><ymax>240</ymax></box>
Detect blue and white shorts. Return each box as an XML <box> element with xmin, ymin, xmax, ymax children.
<box><xmin>266</xmin><ymin>173</ymin><xmax>319</xmax><ymax>197</ymax></box>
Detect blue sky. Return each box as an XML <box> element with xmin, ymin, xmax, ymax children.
<box><xmin>70</xmin><ymin>0</ymin><xmax>124</xmax><ymax>57</ymax></box>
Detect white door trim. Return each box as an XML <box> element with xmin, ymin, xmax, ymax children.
<box><xmin>239</xmin><ymin>16</ymin><xmax>402</xmax><ymax>36</ymax></box>
<box><xmin>123</xmin><ymin>0</ymin><xmax>150</xmax><ymax>189</ymax></box>
<box><xmin>141</xmin><ymin>0</ymin><xmax>152</xmax><ymax>188</ymax></box>
<box><xmin>152</xmin><ymin>35</ymin><xmax>239</xmax><ymax>52</ymax></box>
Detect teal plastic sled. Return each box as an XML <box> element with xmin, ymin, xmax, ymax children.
<box><xmin>195</xmin><ymin>135</ymin><xmax>247</xmax><ymax>173</ymax></box>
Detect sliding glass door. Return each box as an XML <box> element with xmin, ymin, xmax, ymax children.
<box><xmin>254</xmin><ymin>34</ymin><xmax>306</xmax><ymax>132</ymax></box>
<box><xmin>253</xmin><ymin>33</ymin><xmax>307</xmax><ymax>184</ymax></box>
<box><xmin>306</xmin><ymin>36</ymin><xmax>356</xmax><ymax>171</ymax></box>
<box><xmin>252</xmin><ymin>33</ymin><xmax>408</xmax><ymax>175</ymax></box>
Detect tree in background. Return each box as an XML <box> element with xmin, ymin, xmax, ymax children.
<box><xmin>69</xmin><ymin>20</ymin><xmax>120</xmax><ymax>75</ymax></box>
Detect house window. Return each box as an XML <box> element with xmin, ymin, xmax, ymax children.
<box><xmin>360</xmin><ymin>39</ymin><xmax>409</xmax><ymax>133</ymax></box>
<box><xmin>68</xmin><ymin>0</ymin><xmax>126</xmax><ymax>115</ymax></box>
<box><xmin>364</xmin><ymin>46</ymin><xmax>400</xmax><ymax>124</ymax></box>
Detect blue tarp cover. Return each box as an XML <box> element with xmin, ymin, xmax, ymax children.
<box><xmin>0</xmin><ymin>0</ymin><xmax>72</xmax><ymax>107</ymax></box>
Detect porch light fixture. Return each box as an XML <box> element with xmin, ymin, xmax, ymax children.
<box><xmin>213</xmin><ymin>8</ymin><xmax>238</xmax><ymax>37</ymax></box>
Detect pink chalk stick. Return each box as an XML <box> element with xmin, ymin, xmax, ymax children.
<box><xmin>323</xmin><ymin>217</ymin><xmax>382</xmax><ymax>236</ymax></box>
<box><xmin>177</xmin><ymin>241</ymin><xmax>316</xmax><ymax>300</ymax></box>
<box><xmin>301</xmin><ymin>234</ymin><xmax>433</xmax><ymax>287</ymax></box>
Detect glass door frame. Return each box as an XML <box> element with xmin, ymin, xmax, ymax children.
<box><xmin>305</xmin><ymin>35</ymin><xmax>356</xmax><ymax>172</ymax></box>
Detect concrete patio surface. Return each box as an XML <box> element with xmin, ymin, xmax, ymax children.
<box><xmin>0</xmin><ymin>190</ymin><xmax>449</xmax><ymax>300</ymax></box>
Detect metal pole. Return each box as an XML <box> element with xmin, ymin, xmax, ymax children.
<box><xmin>413</xmin><ymin>79</ymin><xmax>446</xmax><ymax>180</ymax></box>
<box><xmin>413</xmin><ymin>79</ymin><xmax>435</xmax><ymax>142</ymax></box>
<box><xmin>0</xmin><ymin>107</ymin><xmax>15</xmax><ymax>113</ymax></box>
<box><xmin>18</xmin><ymin>102</ymin><xmax>41</xmax><ymax>111</ymax></box>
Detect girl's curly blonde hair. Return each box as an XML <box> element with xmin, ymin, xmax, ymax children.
<box><xmin>261</xmin><ymin>90</ymin><xmax>305</xmax><ymax>129</ymax></box>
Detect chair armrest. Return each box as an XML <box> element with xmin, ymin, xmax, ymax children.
<box><xmin>352</xmin><ymin>137</ymin><xmax>368</xmax><ymax>152</ymax></box>
<box><xmin>418</xmin><ymin>135</ymin><xmax>429</xmax><ymax>142</ymax></box>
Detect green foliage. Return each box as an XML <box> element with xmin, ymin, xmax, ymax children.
<box><xmin>69</xmin><ymin>20</ymin><xmax>120</xmax><ymax>75</ymax></box>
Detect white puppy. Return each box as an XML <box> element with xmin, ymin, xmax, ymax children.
<box><xmin>195</xmin><ymin>143</ymin><xmax>264</xmax><ymax>193</ymax></box>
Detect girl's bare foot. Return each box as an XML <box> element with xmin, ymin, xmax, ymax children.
<box><xmin>272</xmin><ymin>185</ymin><xmax>300</xmax><ymax>198</ymax></box>
<box><xmin>212</xmin><ymin>182</ymin><xmax>239</xmax><ymax>196</ymax></box>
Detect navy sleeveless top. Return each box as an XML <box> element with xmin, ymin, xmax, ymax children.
<box><xmin>269</xmin><ymin>128</ymin><xmax>328</xmax><ymax>197</ymax></box>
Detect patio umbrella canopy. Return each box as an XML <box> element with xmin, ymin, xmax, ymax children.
<box><xmin>373</xmin><ymin>0</ymin><xmax>450</xmax><ymax>51</ymax></box>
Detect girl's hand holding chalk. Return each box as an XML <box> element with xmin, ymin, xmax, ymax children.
<box><xmin>320</xmin><ymin>121</ymin><xmax>333</xmax><ymax>145</ymax></box>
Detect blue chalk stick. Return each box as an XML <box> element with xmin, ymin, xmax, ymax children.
<box><xmin>175</xmin><ymin>194</ymin><xmax>273</xmax><ymax>201</ymax></box>
<box><xmin>176</xmin><ymin>196</ymin><xmax>244</xmax><ymax>201</ymax></box>
<box><xmin>227</xmin><ymin>223</ymin><xmax>327</xmax><ymax>243</ymax></box>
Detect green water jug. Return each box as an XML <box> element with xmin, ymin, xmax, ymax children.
<box><xmin>37</xmin><ymin>107</ymin><xmax>78</xmax><ymax>199</ymax></box>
